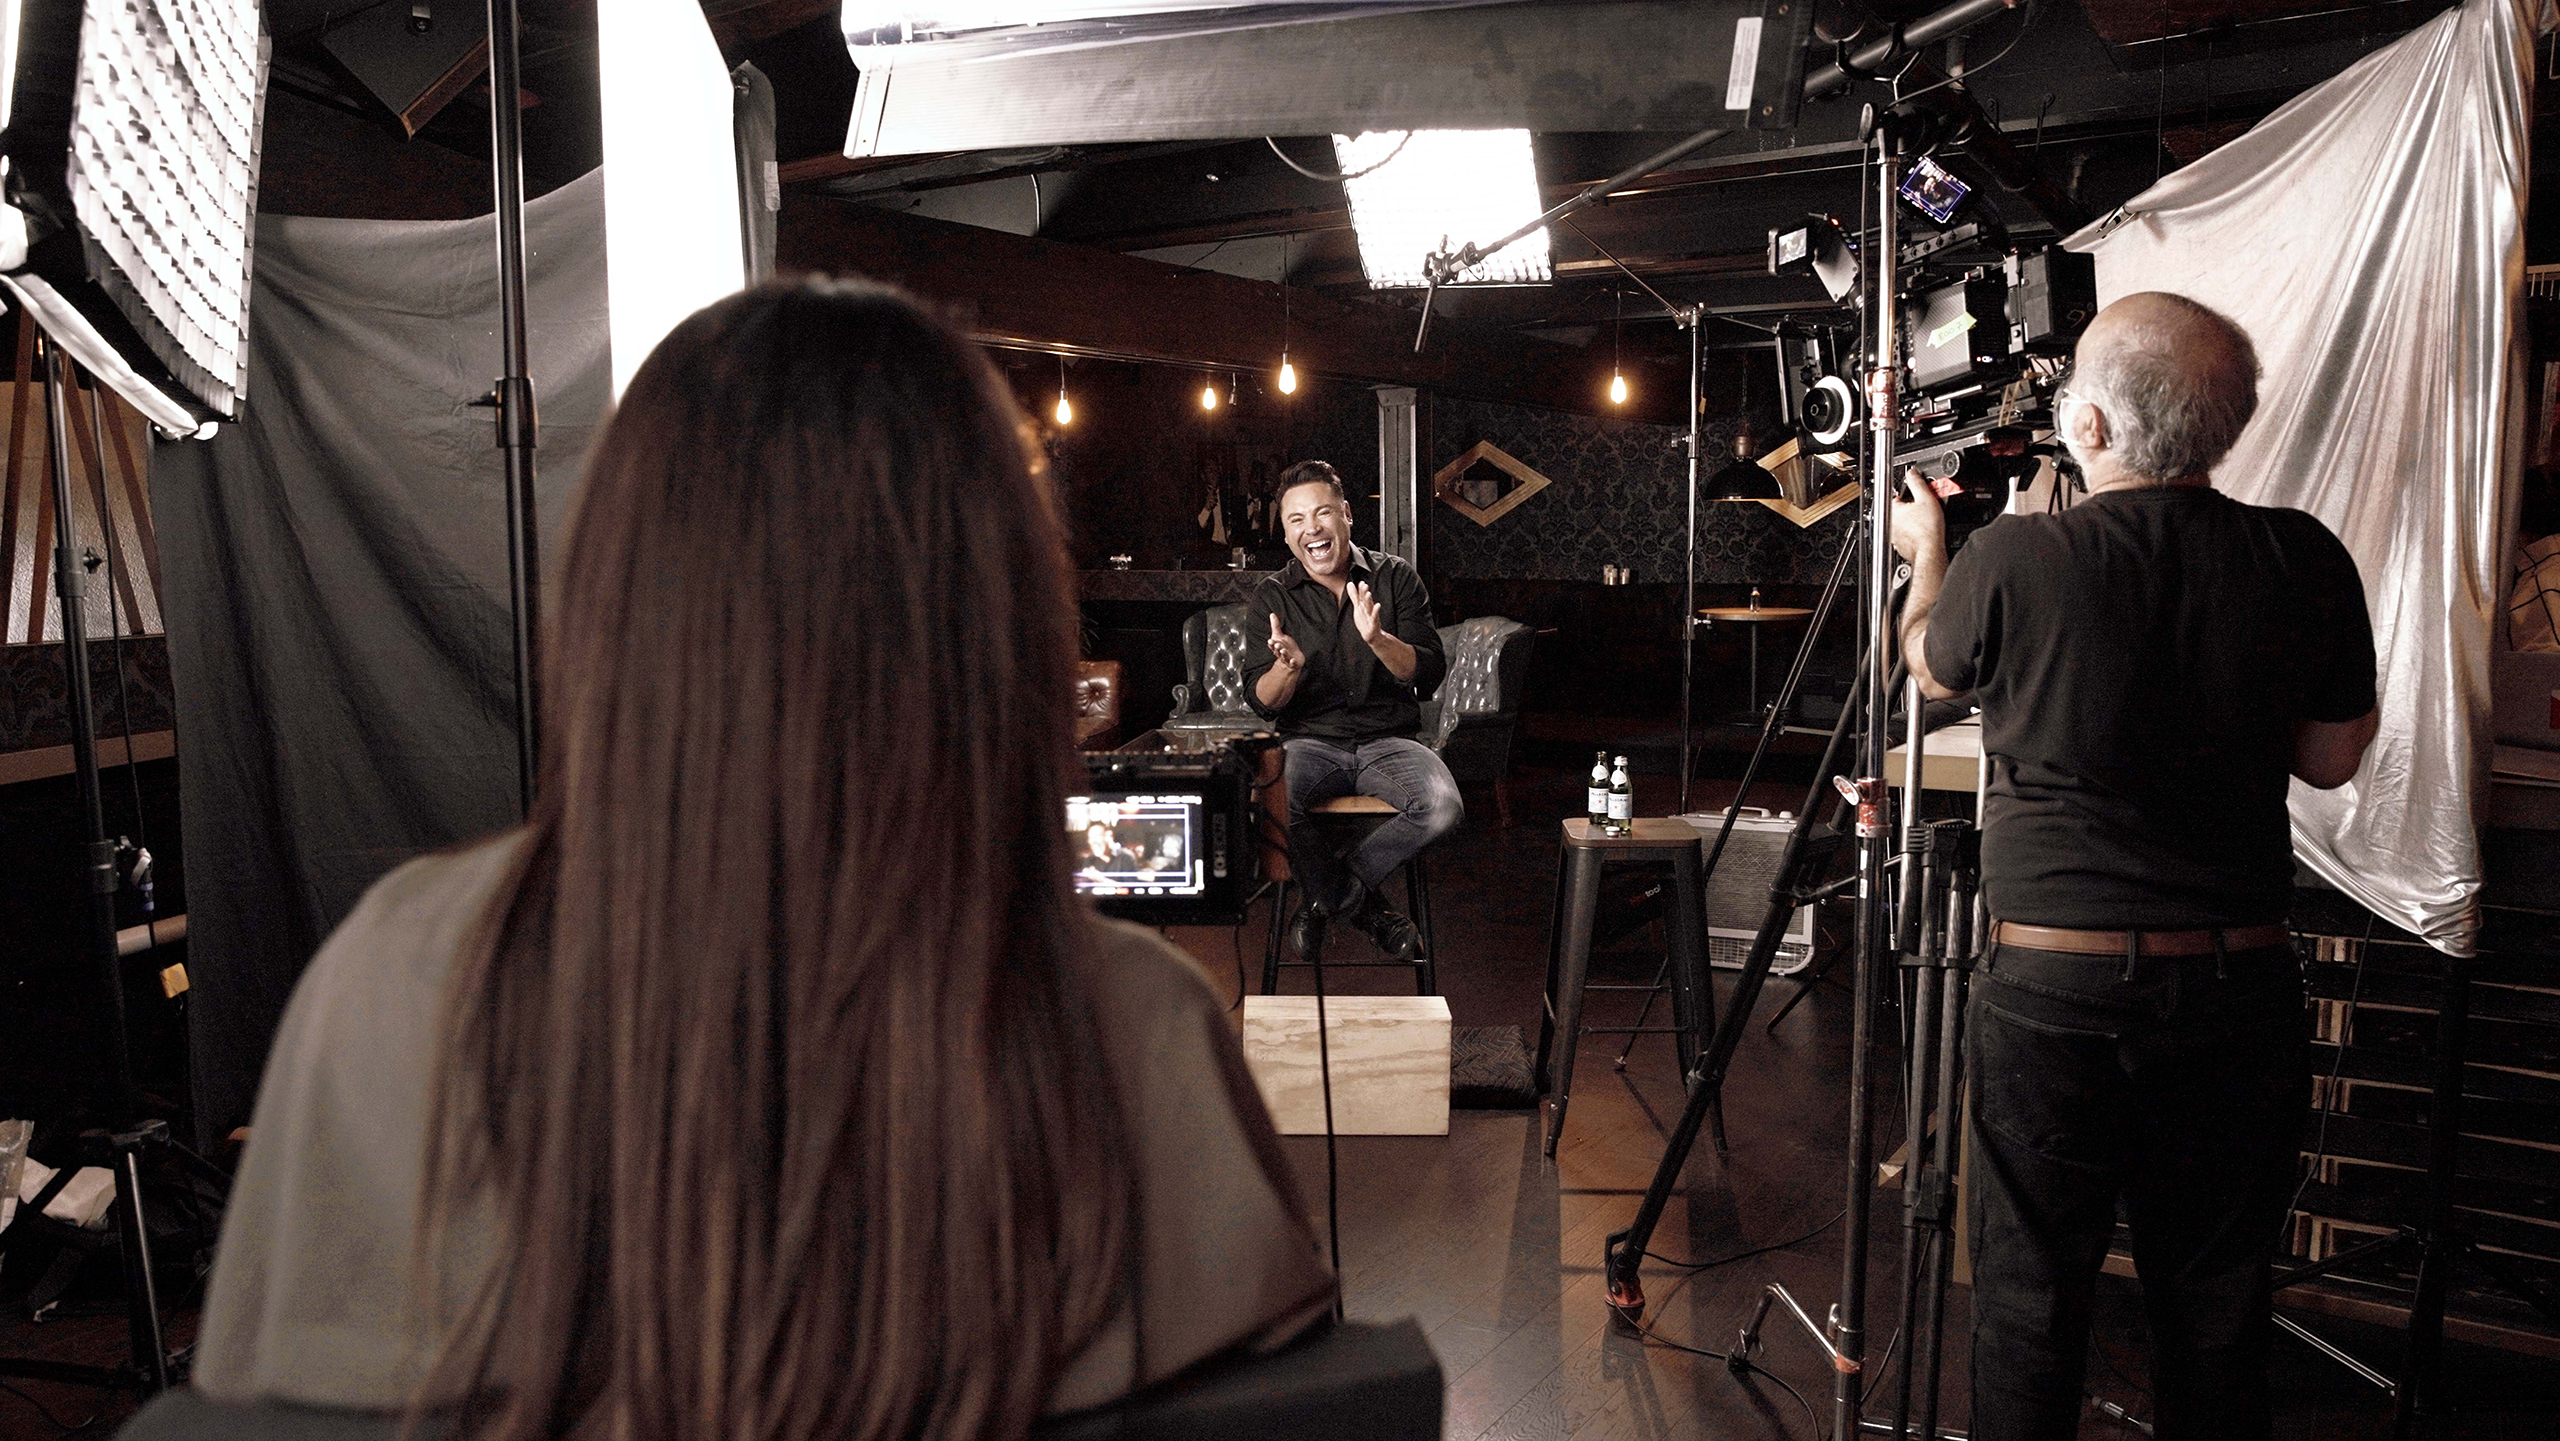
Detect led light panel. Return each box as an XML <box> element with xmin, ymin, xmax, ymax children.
<box><xmin>1335</xmin><ymin>129</ymin><xmax>1550</xmax><ymax>289</ymax></box>
<box><xmin>67</xmin><ymin>0</ymin><xmax>262</xmax><ymax>416</ymax></box>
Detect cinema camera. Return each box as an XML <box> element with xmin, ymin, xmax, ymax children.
<box><xmin>1071</xmin><ymin>732</ymin><xmax>1277</xmax><ymax>926</ymax></box>
<box><xmin>1771</xmin><ymin>206</ymin><xmax>2098</xmax><ymax>547</ymax></box>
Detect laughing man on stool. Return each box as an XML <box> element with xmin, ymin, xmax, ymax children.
<box><xmin>1244</xmin><ymin>460</ymin><xmax>1459</xmax><ymax>963</ymax></box>
<box><xmin>1895</xmin><ymin>292</ymin><xmax>2379</xmax><ymax>1441</ymax></box>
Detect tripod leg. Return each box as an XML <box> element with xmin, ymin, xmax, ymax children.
<box><xmin>108</xmin><ymin>1135</ymin><xmax>170</xmax><ymax>1394</ymax></box>
<box><xmin>1606</xmin><ymin>654</ymin><xmax>1891</xmax><ymax>1317</ymax></box>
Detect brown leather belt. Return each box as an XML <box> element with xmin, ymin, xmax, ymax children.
<box><xmin>1991</xmin><ymin>921</ymin><xmax>2290</xmax><ymax>957</ymax></box>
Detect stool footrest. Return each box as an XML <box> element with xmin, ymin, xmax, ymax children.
<box><xmin>1571</xmin><ymin>1025</ymin><xmax>1697</xmax><ymax>1038</ymax></box>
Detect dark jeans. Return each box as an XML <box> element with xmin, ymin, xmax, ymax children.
<box><xmin>1283</xmin><ymin>736</ymin><xmax>1464</xmax><ymax>913</ymax></box>
<box><xmin>1966</xmin><ymin>941</ymin><xmax>2310</xmax><ymax>1441</ymax></box>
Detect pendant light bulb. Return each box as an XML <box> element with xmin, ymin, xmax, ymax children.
<box><xmin>1201</xmin><ymin>378</ymin><xmax>1219</xmax><ymax>411</ymax></box>
<box><xmin>1054</xmin><ymin>356</ymin><xmax>1072</xmax><ymax>426</ymax></box>
<box><xmin>1607</xmin><ymin>286</ymin><xmax>1628</xmax><ymax>406</ymax></box>
<box><xmin>1279</xmin><ymin>355</ymin><xmax>1298</xmax><ymax>395</ymax></box>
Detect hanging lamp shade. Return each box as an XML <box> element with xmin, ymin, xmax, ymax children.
<box><xmin>1705</xmin><ymin>430</ymin><xmax>1779</xmax><ymax>500</ymax></box>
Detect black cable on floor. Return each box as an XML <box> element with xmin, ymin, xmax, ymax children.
<box><xmin>1644</xmin><ymin>1206</ymin><xmax>1845</xmax><ymax>1270</ymax></box>
<box><xmin>1631</xmin><ymin>1310</ymin><xmax>1824</xmax><ymax>1441</ymax></box>
<box><xmin>0</xmin><ymin>1379</ymin><xmax>98</xmax><ymax>1434</ymax></box>
<box><xmin>1310</xmin><ymin>909</ymin><xmax>1344</xmax><ymax>1322</ymax></box>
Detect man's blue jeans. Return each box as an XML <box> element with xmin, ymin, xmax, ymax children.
<box><xmin>1282</xmin><ymin>736</ymin><xmax>1464</xmax><ymax>913</ymax></box>
<box><xmin>1966</xmin><ymin>940</ymin><xmax>2310</xmax><ymax>1441</ymax></box>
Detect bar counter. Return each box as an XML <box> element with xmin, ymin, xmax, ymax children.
<box><xmin>1077</xmin><ymin>568</ymin><xmax>1276</xmax><ymax>604</ymax></box>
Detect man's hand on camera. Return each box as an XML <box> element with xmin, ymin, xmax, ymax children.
<box><xmin>1892</xmin><ymin>467</ymin><xmax>1947</xmax><ymax>564</ymax></box>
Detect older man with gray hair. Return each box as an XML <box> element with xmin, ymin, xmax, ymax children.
<box><xmin>1894</xmin><ymin>292</ymin><xmax>2378</xmax><ymax>1441</ymax></box>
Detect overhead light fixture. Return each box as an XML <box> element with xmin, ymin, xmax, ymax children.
<box><xmin>0</xmin><ymin>0</ymin><xmax>268</xmax><ymax>430</ymax></box>
<box><xmin>1335</xmin><ymin>129</ymin><xmax>1551</xmax><ymax>289</ymax></box>
<box><xmin>1608</xmin><ymin>287</ymin><xmax>1628</xmax><ymax>406</ymax></box>
<box><xmin>1707</xmin><ymin>432</ymin><xmax>1781</xmax><ymax>501</ymax></box>
<box><xmin>1201</xmin><ymin>376</ymin><xmax>1218</xmax><ymax>411</ymax></box>
<box><xmin>1054</xmin><ymin>354</ymin><xmax>1072</xmax><ymax>425</ymax></box>
<box><xmin>1276</xmin><ymin>232</ymin><xmax>1297</xmax><ymax>394</ymax></box>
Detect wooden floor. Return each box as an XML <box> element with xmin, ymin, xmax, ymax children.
<box><xmin>1213</xmin><ymin>757</ymin><xmax>2560</xmax><ymax>1441</ymax></box>
<box><xmin>4</xmin><ymin>753</ymin><xmax>2554</xmax><ymax>1440</ymax></box>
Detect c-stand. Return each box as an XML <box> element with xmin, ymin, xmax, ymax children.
<box><xmin>1603</xmin><ymin>107</ymin><xmax>1974</xmax><ymax>1441</ymax></box>
<box><xmin>0</xmin><ymin>339</ymin><xmax>227</xmax><ymax>1401</ymax></box>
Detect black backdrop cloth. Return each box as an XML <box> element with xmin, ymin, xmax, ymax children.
<box><xmin>150</xmin><ymin>173</ymin><xmax>608</xmax><ymax>1147</ymax></box>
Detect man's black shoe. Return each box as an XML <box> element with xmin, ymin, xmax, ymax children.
<box><xmin>1350</xmin><ymin>894</ymin><xmax>1424</xmax><ymax>962</ymax></box>
<box><xmin>1289</xmin><ymin>901</ymin><xmax>1328</xmax><ymax>960</ymax></box>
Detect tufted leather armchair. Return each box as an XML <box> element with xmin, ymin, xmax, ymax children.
<box><xmin>1074</xmin><ymin>660</ymin><xmax>1124</xmax><ymax>751</ymax></box>
<box><xmin>1164</xmin><ymin>603</ymin><xmax>1268</xmax><ymax>737</ymax></box>
<box><xmin>1421</xmin><ymin>616</ymin><xmax>1536</xmax><ymax>828</ymax></box>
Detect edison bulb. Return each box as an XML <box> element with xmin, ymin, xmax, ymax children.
<box><xmin>1278</xmin><ymin>359</ymin><xmax>1298</xmax><ymax>395</ymax></box>
<box><xmin>1055</xmin><ymin>393</ymin><xmax>1073</xmax><ymax>425</ymax></box>
<box><xmin>1609</xmin><ymin>372</ymin><xmax>1629</xmax><ymax>405</ymax></box>
<box><xmin>1201</xmin><ymin>382</ymin><xmax>1219</xmax><ymax>411</ymax></box>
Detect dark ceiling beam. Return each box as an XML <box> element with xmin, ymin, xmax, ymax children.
<box><xmin>797</xmin><ymin>142</ymin><xmax>1234</xmax><ymax>199</ymax></box>
<box><xmin>703</xmin><ymin>0</ymin><xmax>840</xmax><ymax>52</ymax></box>
<box><xmin>847</xmin><ymin>0</ymin><xmax>1764</xmax><ymax>156</ymax></box>
<box><xmin>777</xmin><ymin>197</ymin><xmax>1677</xmax><ymax>422</ymax></box>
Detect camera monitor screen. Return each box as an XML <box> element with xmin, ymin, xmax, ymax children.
<box><xmin>1069</xmin><ymin>792</ymin><xmax>1206</xmax><ymax>899</ymax></box>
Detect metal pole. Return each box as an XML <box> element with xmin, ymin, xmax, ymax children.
<box><xmin>1836</xmin><ymin>121</ymin><xmax>1906</xmax><ymax>1441</ymax></box>
<box><xmin>44</xmin><ymin>341</ymin><xmax>136</xmax><ymax>1117</ymax></box>
<box><xmin>1802</xmin><ymin>0</ymin><xmax>2022</xmax><ymax>98</ymax></box>
<box><xmin>1679</xmin><ymin>312</ymin><xmax>1702</xmax><ymax>813</ymax></box>
<box><xmin>487</xmin><ymin>0</ymin><xmax>541</xmax><ymax>814</ymax></box>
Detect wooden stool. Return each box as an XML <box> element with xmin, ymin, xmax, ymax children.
<box><xmin>1535</xmin><ymin>817</ymin><xmax>1721</xmax><ymax>1158</ymax></box>
<box><xmin>1261</xmin><ymin>795</ymin><xmax>1439</xmax><ymax>996</ymax></box>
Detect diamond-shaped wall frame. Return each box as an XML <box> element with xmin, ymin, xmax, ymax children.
<box><xmin>1432</xmin><ymin>440</ymin><xmax>1553</xmax><ymax>527</ymax></box>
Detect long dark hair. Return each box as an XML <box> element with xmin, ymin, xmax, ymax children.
<box><xmin>421</xmin><ymin>279</ymin><xmax>1132</xmax><ymax>1441</ymax></box>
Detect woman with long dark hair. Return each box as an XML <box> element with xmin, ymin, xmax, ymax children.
<box><xmin>192</xmin><ymin>280</ymin><xmax>1334</xmax><ymax>1439</ymax></box>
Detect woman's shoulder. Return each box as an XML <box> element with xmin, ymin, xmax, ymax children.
<box><xmin>291</xmin><ymin>832</ymin><xmax>528</xmax><ymax>1028</ymax></box>
<box><xmin>1077</xmin><ymin>916</ymin><xmax>1228</xmax><ymax>1020</ymax></box>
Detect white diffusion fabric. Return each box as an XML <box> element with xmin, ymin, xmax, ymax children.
<box><xmin>2066</xmin><ymin>0</ymin><xmax>2542</xmax><ymax>955</ymax></box>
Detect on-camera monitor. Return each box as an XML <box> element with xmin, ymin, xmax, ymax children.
<box><xmin>1068</xmin><ymin>792</ymin><xmax>1206</xmax><ymax>899</ymax></box>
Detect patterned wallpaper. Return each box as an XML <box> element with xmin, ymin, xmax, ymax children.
<box><xmin>1423</xmin><ymin>395</ymin><xmax>1851</xmax><ymax>587</ymax></box>
<box><xmin>2</xmin><ymin>637</ymin><xmax>176</xmax><ymax>753</ymax></box>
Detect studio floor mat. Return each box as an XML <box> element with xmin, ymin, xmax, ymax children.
<box><xmin>1450</xmin><ymin>1025</ymin><xmax>1537</xmax><ymax>1109</ymax></box>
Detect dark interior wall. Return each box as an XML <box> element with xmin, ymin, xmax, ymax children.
<box><xmin>995</xmin><ymin>358</ymin><xmax>1378</xmax><ymax>569</ymax></box>
<box><xmin>1422</xmin><ymin>394</ymin><xmax>1848</xmax><ymax>588</ymax></box>
<box><xmin>1416</xmin><ymin>390</ymin><xmax>1861</xmax><ymax>719</ymax></box>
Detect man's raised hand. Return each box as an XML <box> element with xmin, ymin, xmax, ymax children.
<box><xmin>1348</xmin><ymin>581</ymin><xmax>1384</xmax><ymax>643</ymax></box>
<box><xmin>1268</xmin><ymin>611</ymin><xmax>1306</xmax><ymax>672</ymax></box>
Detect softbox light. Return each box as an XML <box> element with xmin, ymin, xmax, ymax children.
<box><xmin>1</xmin><ymin>0</ymin><xmax>267</xmax><ymax>433</ymax></box>
<box><xmin>599</xmin><ymin>0</ymin><xmax>745</xmax><ymax>399</ymax></box>
<box><xmin>1337</xmin><ymin>129</ymin><xmax>1550</xmax><ymax>289</ymax></box>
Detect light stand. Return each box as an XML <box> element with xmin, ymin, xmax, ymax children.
<box><xmin>486</xmin><ymin>0</ymin><xmax>541</xmax><ymax>815</ymax></box>
<box><xmin>0</xmin><ymin>340</ymin><xmax>225</xmax><ymax>1400</ymax></box>
<box><xmin>1601</xmin><ymin>108</ymin><xmax>1962</xmax><ymax>1441</ymax></box>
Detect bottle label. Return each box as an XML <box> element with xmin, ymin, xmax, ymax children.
<box><xmin>1608</xmin><ymin>792</ymin><xmax>1633</xmax><ymax>822</ymax></box>
<box><xmin>1587</xmin><ymin>786</ymin><xmax>1608</xmax><ymax>814</ymax></box>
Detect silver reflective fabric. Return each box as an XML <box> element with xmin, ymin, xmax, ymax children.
<box><xmin>2066</xmin><ymin>0</ymin><xmax>2543</xmax><ymax>954</ymax></box>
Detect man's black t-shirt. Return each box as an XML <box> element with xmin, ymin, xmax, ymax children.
<box><xmin>1924</xmin><ymin>485</ymin><xmax>2375</xmax><ymax>929</ymax></box>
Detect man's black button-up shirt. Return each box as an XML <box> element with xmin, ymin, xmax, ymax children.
<box><xmin>1241</xmin><ymin>545</ymin><xmax>1447</xmax><ymax>741</ymax></box>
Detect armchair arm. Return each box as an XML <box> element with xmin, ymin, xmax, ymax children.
<box><xmin>1170</xmin><ymin>682</ymin><xmax>1195</xmax><ymax>717</ymax></box>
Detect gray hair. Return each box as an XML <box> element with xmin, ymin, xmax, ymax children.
<box><xmin>2076</xmin><ymin>295</ymin><xmax>2262</xmax><ymax>481</ymax></box>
